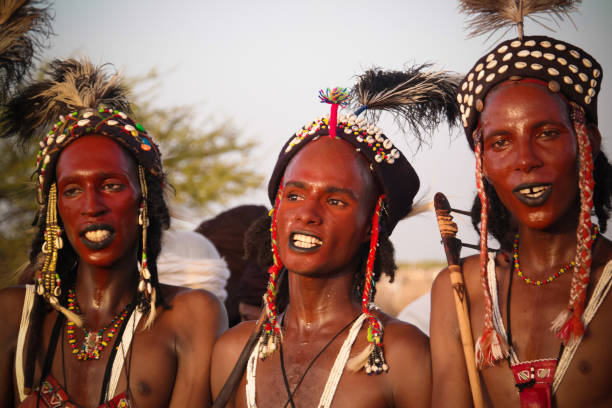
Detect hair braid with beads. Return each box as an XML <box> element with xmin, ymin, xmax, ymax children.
<box><xmin>258</xmin><ymin>182</ymin><xmax>284</xmax><ymax>359</ymax></box>
<box><xmin>550</xmin><ymin>103</ymin><xmax>597</xmax><ymax>344</ymax></box>
<box><xmin>473</xmin><ymin>132</ymin><xmax>508</xmax><ymax>368</ymax></box>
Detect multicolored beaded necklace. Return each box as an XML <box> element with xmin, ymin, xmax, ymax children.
<box><xmin>66</xmin><ymin>289</ymin><xmax>132</xmax><ymax>360</ymax></box>
<box><xmin>513</xmin><ymin>225</ymin><xmax>599</xmax><ymax>286</ymax></box>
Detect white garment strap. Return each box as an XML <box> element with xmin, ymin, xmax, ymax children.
<box><xmin>317</xmin><ymin>313</ymin><xmax>367</xmax><ymax>408</ymax></box>
<box><xmin>245</xmin><ymin>313</ymin><xmax>368</xmax><ymax>408</ymax></box>
<box><xmin>105</xmin><ymin>308</ymin><xmax>143</xmax><ymax>400</ymax></box>
<box><xmin>15</xmin><ymin>284</ymin><xmax>36</xmax><ymax>402</ymax></box>
<box><xmin>553</xmin><ymin>259</ymin><xmax>612</xmax><ymax>393</ymax></box>
<box><xmin>486</xmin><ymin>253</ymin><xmax>519</xmax><ymax>365</ymax></box>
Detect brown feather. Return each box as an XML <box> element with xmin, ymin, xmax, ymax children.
<box><xmin>0</xmin><ymin>0</ymin><xmax>52</xmax><ymax>101</ymax></box>
<box><xmin>458</xmin><ymin>0</ymin><xmax>580</xmax><ymax>39</ymax></box>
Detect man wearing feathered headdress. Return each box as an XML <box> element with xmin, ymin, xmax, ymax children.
<box><xmin>430</xmin><ymin>1</ymin><xmax>612</xmax><ymax>407</ymax></box>
<box><xmin>0</xmin><ymin>53</ymin><xmax>227</xmax><ymax>407</ymax></box>
<box><xmin>210</xmin><ymin>66</ymin><xmax>459</xmax><ymax>408</ymax></box>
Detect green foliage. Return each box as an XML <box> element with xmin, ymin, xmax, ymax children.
<box><xmin>130</xmin><ymin>73</ymin><xmax>262</xmax><ymax>210</ymax></box>
<box><xmin>0</xmin><ymin>70</ymin><xmax>262</xmax><ymax>284</ymax></box>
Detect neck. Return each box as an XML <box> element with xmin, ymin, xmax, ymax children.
<box><xmin>284</xmin><ymin>266</ymin><xmax>361</xmax><ymax>335</ymax></box>
<box><xmin>74</xmin><ymin>254</ymin><xmax>139</xmax><ymax>328</ymax></box>
<box><xmin>516</xmin><ymin>214</ymin><xmax>582</xmax><ymax>278</ymax></box>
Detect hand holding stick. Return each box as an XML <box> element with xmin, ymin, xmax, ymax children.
<box><xmin>434</xmin><ymin>192</ymin><xmax>484</xmax><ymax>408</ymax></box>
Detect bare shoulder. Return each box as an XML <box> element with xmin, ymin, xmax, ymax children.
<box><xmin>379</xmin><ymin>313</ymin><xmax>429</xmax><ymax>364</ymax></box>
<box><xmin>213</xmin><ymin>320</ymin><xmax>257</xmax><ymax>358</ymax></box>
<box><xmin>211</xmin><ymin>320</ymin><xmax>258</xmax><ymax>399</ymax></box>
<box><xmin>0</xmin><ymin>285</ymin><xmax>27</xmax><ymax>343</ymax></box>
<box><xmin>158</xmin><ymin>284</ymin><xmax>228</xmax><ymax>337</ymax></box>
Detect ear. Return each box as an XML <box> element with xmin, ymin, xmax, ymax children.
<box><xmin>587</xmin><ymin>124</ymin><xmax>602</xmax><ymax>158</ymax></box>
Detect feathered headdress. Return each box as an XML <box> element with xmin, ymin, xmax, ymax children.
<box><xmin>458</xmin><ymin>0</ymin><xmax>580</xmax><ymax>40</ymax></box>
<box><xmin>0</xmin><ymin>0</ymin><xmax>52</xmax><ymax>102</ymax></box>
<box><xmin>351</xmin><ymin>64</ymin><xmax>461</xmax><ymax>145</ymax></box>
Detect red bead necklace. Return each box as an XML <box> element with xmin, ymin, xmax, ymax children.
<box><xmin>66</xmin><ymin>289</ymin><xmax>131</xmax><ymax>360</ymax></box>
<box><xmin>513</xmin><ymin>225</ymin><xmax>599</xmax><ymax>286</ymax></box>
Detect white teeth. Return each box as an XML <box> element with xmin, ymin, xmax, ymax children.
<box><xmin>292</xmin><ymin>233</ymin><xmax>322</xmax><ymax>248</ymax></box>
<box><xmin>84</xmin><ymin>230</ymin><xmax>111</xmax><ymax>242</ymax></box>
<box><xmin>518</xmin><ymin>185</ymin><xmax>550</xmax><ymax>198</ymax></box>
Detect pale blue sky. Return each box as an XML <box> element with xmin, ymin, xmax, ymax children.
<box><xmin>42</xmin><ymin>0</ymin><xmax>612</xmax><ymax>262</ymax></box>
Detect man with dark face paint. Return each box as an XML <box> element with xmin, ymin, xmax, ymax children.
<box><xmin>210</xmin><ymin>68</ymin><xmax>461</xmax><ymax>407</ymax></box>
<box><xmin>0</xmin><ymin>59</ymin><xmax>227</xmax><ymax>407</ymax></box>
<box><xmin>431</xmin><ymin>3</ymin><xmax>612</xmax><ymax>408</ymax></box>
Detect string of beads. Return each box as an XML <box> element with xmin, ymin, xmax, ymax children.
<box><xmin>513</xmin><ymin>225</ymin><xmax>599</xmax><ymax>286</ymax></box>
<box><xmin>66</xmin><ymin>289</ymin><xmax>131</xmax><ymax>360</ymax></box>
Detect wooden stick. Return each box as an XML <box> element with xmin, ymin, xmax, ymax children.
<box><xmin>434</xmin><ymin>192</ymin><xmax>484</xmax><ymax>408</ymax></box>
<box><xmin>212</xmin><ymin>268</ymin><xmax>286</xmax><ymax>408</ymax></box>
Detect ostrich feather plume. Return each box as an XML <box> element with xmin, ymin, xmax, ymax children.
<box><xmin>351</xmin><ymin>64</ymin><xmax>461</xmax><ymax>143</ymax></box>
<box><xmin>0</xmin><ymin>0</ymin><xmax>52</xmax><ymax>101</ymax></box>
<box><xmin>0</xmin><ymin>58</ymin><xmax>132</xmax><ymax>142</ymax></box>
<box><xmin>458</xmin><ymin>0</ymin><xmax>580</xmax><ymax>39</ymax></box>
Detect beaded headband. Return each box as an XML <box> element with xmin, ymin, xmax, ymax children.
<box><xmin>35</xmin><ymin>107</ymin><xmax>163</xmax><ymax>206</ymax></box>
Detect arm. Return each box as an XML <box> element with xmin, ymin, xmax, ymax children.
<box><xmin>430</xmin><ymin>268</ymin><xmax>473</xmax><ymax>408</ymax></box>
<box><xmin>0</xmin><ymin>286</ymin><xmax>26</xmax><ymax>408</ymax></box>
<box><xmin>386</xmin><ymin>321</ymin><xmax>431</xmax><ymax>408</ymax></box>
<box><xmin>210</xmin><ymin>321</ymin><xmax>257</xmax><ymax>407</ymax></box>
<box><xmin>168</xmin><ymin>289</ymin><xmax>228</xmax><ymax>408</ymax></box>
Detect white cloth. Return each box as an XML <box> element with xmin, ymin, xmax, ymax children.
<box><xmin>396</xmin><ymin>292</ymin><xmax>431</xmax><ymax>336</ymax></box>
<box><xmin>157</xmin><ymin>229</ymin><xmax>230</xmax><ymax>300</ymax></box>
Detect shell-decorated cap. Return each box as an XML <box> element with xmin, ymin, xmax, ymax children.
<box><xmin>459</xmin><ymin>35</ymin><xmax>602</xmax><ymax>148</ymax></box>
<box><xmin>267</xmin><ymin>112</ymin><xmax>420</xmax><ymax>234</ymax></box>
<box><xmin>35</xmin><ymin>107</ymin><xmax>163</xmax><ymax>205</ymax></box>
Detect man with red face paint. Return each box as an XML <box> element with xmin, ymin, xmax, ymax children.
<box><xmin>431</xmin><ymin>3</ymin><xmax>612</xmax><ymax>408</ymax></box>
<box><xmin>211</xmin><ymin>66</ymin><xmax>460</xmax><ymax>408</ymax></box>
<box><xmin>0</xmin><ymin>59</ymin><xmax>227</xmax><ymax>407</ymax></box>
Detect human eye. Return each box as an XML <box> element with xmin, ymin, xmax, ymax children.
<box><xmin>286</xmin><ymin>192</ymin><xmax>303</xmax><ymax>201</ymax></box>
<box><xmin>327</xmin><ymin>197</ymin><xmax>347</xmax><ymax>207</ymax></box>
<box><xmin>61</xmin><ymin>184</ymin><xmax>81</xmax><ymax>198</ymax></box>
<box><xmin>487</xmin><ymin>135</ymin><xmax>511</xmax><ymax>151</ymax></box>
<box><xmin>537</xmin><ymin>128</ymin><xmax>560</xmax><ymax>140</ymax></box>
<box><xmin>101</xmin><ymin>180</ymin><xmax>125</xmax><ymax>192</ymax></box>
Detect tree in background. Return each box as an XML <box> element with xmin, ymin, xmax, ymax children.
<box><xmin>0</xmin><ymin>69</ymin><xmax>262</xmax><ymax>284</ymax></box>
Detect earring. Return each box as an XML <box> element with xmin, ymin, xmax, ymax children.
<box><xmin>37</xmin><ymin>183</ymin><xmax>63</xmax><ymax>301</ymax></box>
<box><xmin>37</xmin><ymin>183</ymin><xmax>82</xmax><ymax>325</ymax></box>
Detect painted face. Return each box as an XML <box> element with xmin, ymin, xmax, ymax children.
<box><xmin>276</xmin><ymin>137</ymin><xmax>377</xmax><ymax>276</ymax></box>
<box><xmin>55</xmin><ymin>135</ymin><xmax>141</xmax><ymax>268</ymax></box>
<box><xmin>480</xmin><ymin>82</ymin><xmax>580</xmax><ymax>229</ymax></box>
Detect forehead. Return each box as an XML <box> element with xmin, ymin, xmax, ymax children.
<box><xmin>55</xmin><ymin>135</ymin><xmax>138</xmax><ymax>180</ymax></box>
<box><xmin>482</xmin><ymin>82</ymin><xmax>570</xmax><ymax>126</ymax></box>
<box><xmin>283</xmin><ymin>137</ymin><xmax>374</xmax><ymax>196</ymax></box>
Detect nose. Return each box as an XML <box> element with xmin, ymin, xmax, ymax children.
<box><xmin>515</xmin><ymin>138</ymin><xmax>543</xmax><ymax>173</ymax></box>
<box><xmin>295</xmin><ymin>197</ymin><xmax>322</xmax><ymax>225</ymax></box>
<box><xmin>81</xmin><ymin>187</ymin><xmax>107</xmax><ymax>217</ymax></box>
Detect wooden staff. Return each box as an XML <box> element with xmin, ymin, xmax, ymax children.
<box><xmin>434</xmin><ymin>192</ymin><xmax>484</xmax><ymax>408</ymax></box>
<box><xmin>212</xmin><ymin>269</ymin><xmax>287</xmax><ymax>408</ymax></box>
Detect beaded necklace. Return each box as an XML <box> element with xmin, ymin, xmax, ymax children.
<box><xmin>513</xmin><ymin>225</ymin><xmax>599</xmax><ymax>286</ymax></box>
<box><xmin>66</xmin><ymin>289</ymin><xmax>132</xmax><ymax>360</ymax></box>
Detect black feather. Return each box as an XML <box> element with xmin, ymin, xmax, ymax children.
<box><xmin>351</xmin><ymin>64</ymin><xmax>461</xmax><ymax>144</ymax></box>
